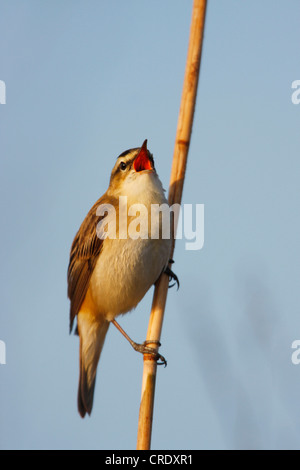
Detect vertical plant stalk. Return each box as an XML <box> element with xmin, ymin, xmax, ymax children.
<box><xmin>136</xmin><ymin>0</ymin><xmax>207</xmax><ymax>450</ymax></box>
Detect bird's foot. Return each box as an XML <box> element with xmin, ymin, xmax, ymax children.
<box><xmin>164</xmin><ymin>259</ymin><xmax>180</xmax><ymax>290</ymax></box>
<box><xmin>132</xmin><ymin>340</ymin><xmax>167</xmax><ymax>367</ymax></box>
<box><xmin>111</xmin><ymin>320</ymin><xmax>167</xmax><ymax>366</ymax></box>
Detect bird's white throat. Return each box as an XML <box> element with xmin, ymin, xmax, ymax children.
<box><xmin>118</xmin><ymin>170</ymin><xmax>166</xmax><ymax>208</ymax></box>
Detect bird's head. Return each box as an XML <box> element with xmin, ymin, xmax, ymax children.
<box><xmin>108</xmin><ymin>140</ymin><xmax>157</xmax><ymax>196</ymax></box>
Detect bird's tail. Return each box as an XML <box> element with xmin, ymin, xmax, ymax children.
<box><xmin>77</xmin><ymin>312</ymin><xmax>109</xmax><ymax>418</ymax></box>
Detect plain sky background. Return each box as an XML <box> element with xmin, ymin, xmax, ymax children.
<box><xmin>1</xmin><ymin>0</ymin><xmax>300</xmax><ymax>450</ymax></box>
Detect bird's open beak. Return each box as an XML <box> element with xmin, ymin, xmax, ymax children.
<box><xmin>133</xmin><ymin>139</ymin><xmax>153</xmax><ymax>172</ymax></box>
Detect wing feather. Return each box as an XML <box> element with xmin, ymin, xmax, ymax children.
<box><xmin>67</xmin><ymin>195</ymin><xmax>113</xmax><ymax>332</ymax></box>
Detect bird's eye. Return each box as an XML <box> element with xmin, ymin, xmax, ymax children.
<box><xmin>119</xmin><ymin>161</ymin><xmax>127</xmax><ymax>171</ymax></box>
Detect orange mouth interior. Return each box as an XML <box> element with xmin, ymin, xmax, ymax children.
<box><xmin>134</xmin><ymin>147</ymin><xmax>152</xmax><ymax>172</ymax></box>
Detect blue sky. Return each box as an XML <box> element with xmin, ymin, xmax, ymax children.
<box><xmin>0</xmin><ymin>0</ymin><xmax>300</xmax><ymax>449</ymax></box>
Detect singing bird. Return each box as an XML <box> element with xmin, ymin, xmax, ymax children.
<box><xmin>68</xmin><ymin>140</ymin><xmax>177</xmax><ymax>418</ymax></box>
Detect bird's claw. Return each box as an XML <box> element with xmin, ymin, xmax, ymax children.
<box><xmin>164</xmin><ymin>260</ymin><xmax>180</xmax><ymax>290</ymax></box>
<box><xmin>132</xmin><ymin>340</ymin><xmax>167</xmax><ymax>367</ymax></box>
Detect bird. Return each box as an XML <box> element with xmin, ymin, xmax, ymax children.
<box><xmin>67</xmin><ymin>140</ymin><xmax>177</xmax><ymax>418</ymax></box>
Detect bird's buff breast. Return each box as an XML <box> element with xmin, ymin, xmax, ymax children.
<box><xmin>89</xmin><ymin>236</ymin><xmax>171</xmax><ymax>321</ymax></box>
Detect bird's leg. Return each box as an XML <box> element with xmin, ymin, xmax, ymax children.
<box><xmin>111</xmin><ymin>320</ymin><xmax>167</xmax><ymax>366</ymax></box>
<box><xmin>164</xmin><ymin>259</ymin><xmax>180</xmax><ymax>290</ymax></box>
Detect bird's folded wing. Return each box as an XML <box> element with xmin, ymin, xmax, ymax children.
<box><xmin>67</xmin><ymin>197</ymin><xmax>107</xmax><ymax>332</ymax></box>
